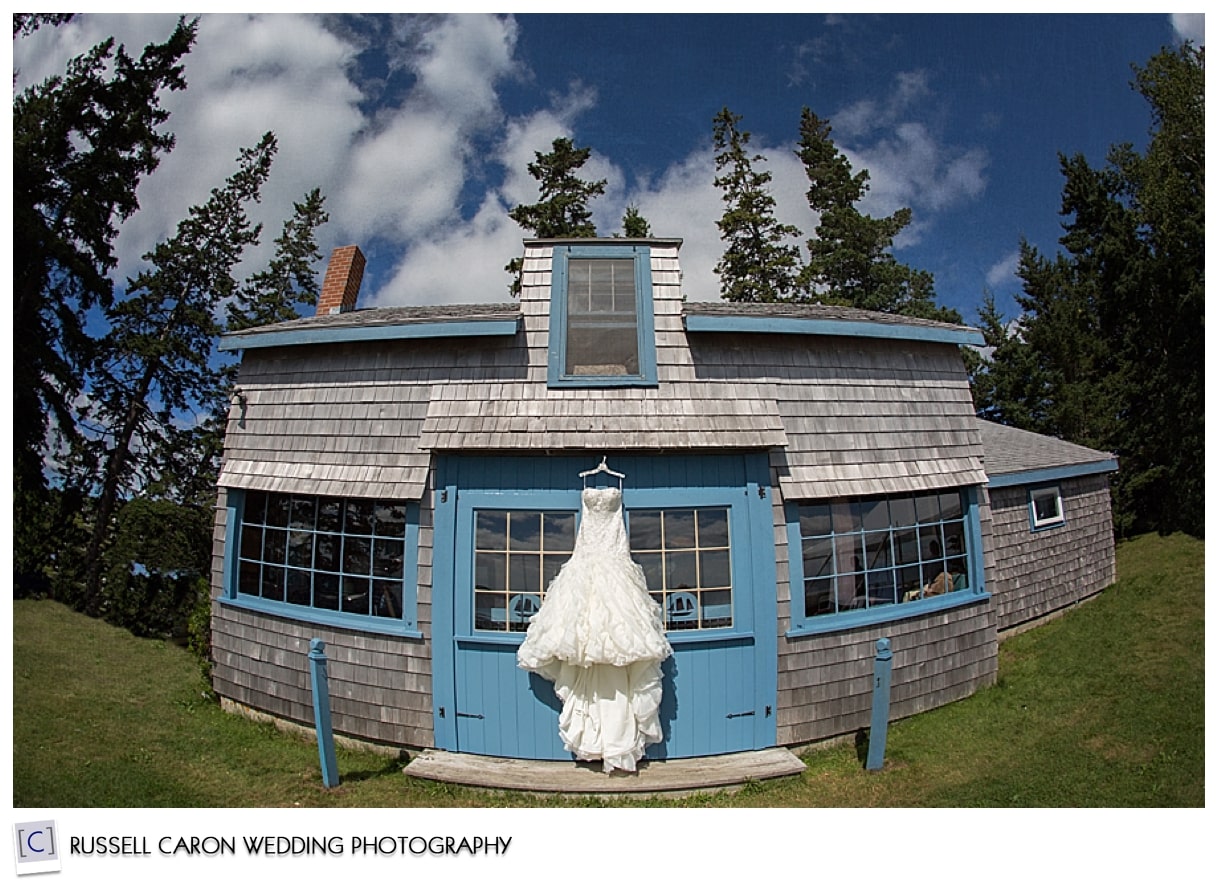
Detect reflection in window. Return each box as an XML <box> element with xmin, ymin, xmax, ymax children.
<box><xmin>474</xmin><ymin>510</ymin><xmax>576</xmax><ymax>632</ymax></box>
<box><xmin>237</xmin><ymin>491</ymin><xmax>410</xmax><ymax>620</ymax></box>
<box><xmin>629</xmin><ymin>508</ymin><xmax>733</xmax><ymax>630</ymax></box>
<box><xmin>798</xmin><ymin>490</ymin><xmax>971</xmax><ymax>619</ymax></box>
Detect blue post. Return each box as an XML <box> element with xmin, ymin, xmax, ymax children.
<box><xmin>308</xmin><ymin>638</ymin><xmax>340</xmax><ymax>788</ymax></box>
<box><xmin>865</xmin><ymin>637</ymin><xmax>893</xmax><ymax>771</ymax></box>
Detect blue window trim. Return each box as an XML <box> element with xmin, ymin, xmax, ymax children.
<box><xmin>1027</xmin><ymin>484</ymin><xmax>1066</xmax><ymax>532</ymax></box>
<box><xmin>785</xmin><ymin>486</ymin><xmax>990</xmax><ymax>638</ymax></box>
<box><xmin>220</xmin><ymin>488</ymin><xmax>423</xmax><ymax>639</ymax></box>
<box><xmin>547</xmin><ymin>244</ymin><xmax>658</xmax><ymax>388</ymax></box>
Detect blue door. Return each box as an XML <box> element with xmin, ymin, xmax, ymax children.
<box><xmin>431</xmin><ymin>454</ymin><xmax>778</xmax><ymax>760</ymax></box>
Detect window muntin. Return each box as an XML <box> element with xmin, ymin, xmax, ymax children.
<box><xmin>797</xmin><ymin>490</ymin><xmax>970</xmax><ymax>619</ymax></box>
<box><xmin>565</xmin><ymin>258</ymin><xmax>639</xmax><ymax>376</ymax></box>
<box><xmin>237</xmin><ymin>491</ymin><xmax>411</xmax><ymax>621</ymax></box>
<box><xmin>1029</xmin><ymin>485</ymin><xmax>1065</xmax><ymax>529</ymax></box>
<box><xmin>470</xmin><ymin>504</ymin><xmax>734</xmax><ymax>633</ymax></box>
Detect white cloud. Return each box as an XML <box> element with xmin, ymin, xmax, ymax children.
<box><xmin>985</xmin><ymin>251</ymin><xmax>1021</xmax><ymax>290</ymax></box>
<box><xmin>1170</xmin><ymin>13</ymin><xmax>1204</xmax><ymax>45</ymax></box>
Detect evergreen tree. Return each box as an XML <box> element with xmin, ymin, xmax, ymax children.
<box><xmin>13</xmin><ymin>16</ymin><xmax>197</xmax><ymax>592</ymax></box>
<box><xmin>968</xmin><ymin>289</ymin><xmax>1053</xmax><ymax>432</ymax></box>
<box><xmin>1056</xmin><ymin>44</ymin><xmax>1203</xmax><ymax>535</ymax></box>
<box><xmin>78</xmin><ymin>134</ymin><xmax>279</xmax><ymax>610</ymax></box>
<box><xmin>621</xmin><ymin>204</ymin><xmax>652</xmax><ymax>238</ymax></box>
<box><xmin>796</xmin><ymin>108</ymin><xmax>958</xmax><ymax>322</ymax></box>
<box><xmin>505</xmin><ymin>137</ymin><xmax>607</xmax><ymax>295</ymax></box>
<box><xmin>711</xmin><ymin>107</ymin><xmax>802</xmax><ymax>303</ymax></box>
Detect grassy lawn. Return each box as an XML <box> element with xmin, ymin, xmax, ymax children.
<box><xmin>12</xmin><ymin>532</ymin><xmax>1203</xmax><ymax>807</ymax></box>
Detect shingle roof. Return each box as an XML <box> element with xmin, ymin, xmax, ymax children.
<box><xmin>682</xmin><ymin>300</ymin><xmax>972</xmax><ymax>333</ymax></box>
<box><xmin>223</xmin><ymin>303</ymin><xmax>521</xmax><ymax>339</ymax></box>
<box><xmin>977</xmin><ymin>419</ymin><xmax>1117</xmax><ymax>477</ymax></box>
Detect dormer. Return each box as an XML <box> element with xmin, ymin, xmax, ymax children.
<box><xmin>541</xmin><ymin>239</ymin><xmax>661</xmax><ymax>388</ymax></box>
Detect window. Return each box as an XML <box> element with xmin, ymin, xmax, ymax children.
<box><xmin>548</xmin><ymin>244</ymin><xmax>657</xmax><ymax>387</ymax></box>
<box><xmin>473</xmin><ymin>510</ymin><xmax>576</xmax><ymax>632</ymax></box>
<box><xmin>629</xmin><ymin>508</ymin><xmax>733</xmax><ymax>630</ymax></box>
<box><xmin>228</xmin><ymin>490</ymin><xmax>419</xmax><ymax>633</ymax></box>
<box><xmin>1029</xmin><ymin>485</ymin><xmax>1065</xmax><ymax>530</ymax></box>
<box><xmin>469</xmin><ymin>504</ymin><xmax>734</xmax><ymax>633</ymax></box>
<box><xmin>789</xmin><ymin>487</ymin><xmax>983</xmax><ymax>632</ymax></box>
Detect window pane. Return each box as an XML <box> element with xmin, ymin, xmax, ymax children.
<box><xmin>666</xmin><ymin>550</ymin><xmax>697</xmax><ymax>590</ymax></box>
<box><xmin>476</xmin><ymin>511</ymin><xmax>507</xmax><ymax>550</ymax></box>
<box><xmin>859</xmin><ymin>498</ymin><xmax>889</xmax><ymax>531</ymax></box>
<box><xmin>803</xmin><ymin>537</ymin><xmax>835</xmax><ymax>579</ymax></box>
<box><xmin>509</xmin><ymin>554</ymin><xmax>541</xmax><ymax>594</ymax></box>
<box><xmin>342</xmin><ymin>577</ymin><xmax>370</xmax><ymax>615</ymax></box>
<box><xmin>373</xmin><ymin>538</ymin><xmax>404</xmax><ymax>579</ymax></box>
<box><xmin>290</xmin><ymin>497</ymin><xmax>316</xmax><ymax>530</ymax></box>
<box><xmin>240</xmin><ymin>524</ymin><xmax>263</xmax><ymax>560</ymax></box>
<box><xmin>566</xmin><ymin>258</ymin><xmax>639</xmax><ymax>377</ymax></box>
<box><xmin>263</xmin><ymin>529</ymin><xmax>286</xmax><ymax>565</ymax></box>
<box><xmin>475</xmin><ymin>552</ymin><xmax>506</xmax><ymax>591</ymax></box>
<box><xmin>344</xmin><ymin>499</ymin><xmax>375</xmax><ymax>535</ymax></box>
<box><xmin>286</xmin><ymin>569</ymin><xmax>311</xmax><ymax>606</ymax></box>
<box><xmin>867</xmin><ymin>569</ymin><xmax>897</xmax><ymax>606</ymax></box>
<box><xmin>544</xmin><ymin>513</ymin><xmax>577</xmax><ymax>552</ymax></box>
<box><xmin>800</xmin><ymin>503</ymin><xmax>833</xmax><ymax>537</ymax></box>
<box><xmin>664</xmin><ymin>510</ymin><xmax>697</xmax><ymax>549</ymax></box>
<box><xmin>701</xmin><ymin>589</ymin><xmax>732</xmax><ymax>627</ymax></box>
<box><xmin>475</xmin><ymin>592</ymin><xmax>506</xmax><ymax>631</ymax></box>
<box><xmin>373</xmin><ymin>580</ymin><xmax>402</xmax><ymax>618</ymax></box>
<box><xmin>894</xmin><ymin>528</ymin><xmax>919</xmax><ymax>565</ymax></box>
<box><xmin>938</xmin><ymin>491</ymin><xmax>963</xmax><ymax>520</ymax></box>
<box><xmin>943</xmin><ymin>520</ymin><xmax>966</xmax><ymax>556</ymax></box>
<box><xmin>375</xmin><ymin>502</ymin><xmax>407</xmax><ymax>538</ymax></box>
<box><xmin>314</xmin><ymin>573</ymin><xmax>340</xmax><ymax>611</ymax></box>
<box><xmin>238</xmin><ymin>560</ymin><xmax>261</xmax><ymax>595</ymax></box>
<box><xmin>865</xmin><ymin>531</ymin><xmax>891</xmax><ymax>570</ymax></box>
<box><xmin>244</xmin><ymin>491</ymin><xmax>268</xmax><ymax>525</ymax></box>
<box><xmin>343</xmin><ymin>536</ymin><xmax>371</xmax><ymax>574</ymax></box>
<box><xmin>266</xmin><ymin>495</ymin><xmax>290</xmax><ymax>528</ymax></box>
<box><xmin>636</xmin><ymin>553</ymin><xmax>663</xmax><ymax>591</ymax></box>
<box><xmin>314</xmin><ymin>533</ymin><xmax>340</xmax><ymax>572</ymax></box>
<box><xmin>262</xmin><ymin>566</ymin><xmax>285</xmax><ymax>602</ymax></box>
<box><xmin>700</xmin><ymin>549</ymin><xmax>732</xmax><ymax>588</ymax></box>
<box><xmin>805</xmin><ymin>578</ymin><xmax>835</xmax><ymax>616</ymax></box>
<box><xmin>698</xmin><ymin>509</ymin><xmax>730</xmax><ymax>547</ymax></box>
<box><xmin>316</xmin><ymin>498</ymin><xmax>342</xmax><ymax>534</ymax></box>
<box><xmin>915</xmin><ymin>493</ymin><xmax>941</xmax><ymax>524</ymax></box>
<box><xmin>629</xmin><ymin>511</ymin><xmax>663</xmax><ymax>550</ymax></box>
<box><xmin>508</xmin><ymin>512</ymin><xmax>542</xmax><ymax>551</ymax></box>
<box><xmin>919</xmin><ymin>524</ymin><xmax>944</xmax><ymax>562</ymax></box>
<box><xmin>889</xmin><ymin>496</ymin><xmax>916</xmax><ymax>528</ymax></box>
<box><xmin>287</xmin><ymin>530</ymin><xmax>313</xmax><ymax>568</ymax></box>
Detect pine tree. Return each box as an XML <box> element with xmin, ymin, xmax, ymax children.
<box><xmin>505</xmin><ymin>137</ymin><xmax>607</xmax><ymax>295</ymax></box>
<box><xmin>78</xmin><ymin>134</ymin><xmax>279</xmax><ymax>610</ymax></box>
<box><xmin>13</xmin><ymin>17</ymin><xmax>197</xmax><ymax>592</ymax></box>
<box><xmin>711</xmin><ymin>107</ymin><xmax>802</xmax><ymax>303</ymax></box>
<box><xmin>797</xmin><ymin>107</ymin><xmax>958</xmax><ymax>322</ymax></box>
<box><xmin>621</xmin><ymin>204</ymin><xmax>652</xmax><ymax>238</ymax></box>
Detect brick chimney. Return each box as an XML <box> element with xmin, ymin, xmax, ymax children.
<box><xmin>317</xmin><ymin>245</ymin><xmax>366</xmax><ymax>315</ymax></box>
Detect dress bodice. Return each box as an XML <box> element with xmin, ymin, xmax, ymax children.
<box><xmin>575</xmin><ymin>487</ymin><xmax>629</xmax><ymax>555</ymax></box>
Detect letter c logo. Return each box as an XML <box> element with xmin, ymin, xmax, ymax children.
<box><xmin>26</xmin><ymin>830</ymin><xmax>45</xmax><ymax>853</ymax></box>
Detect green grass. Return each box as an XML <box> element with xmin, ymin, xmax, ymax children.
<box><xmin>12</xmin><ymin>532</ymin><xmax>1204</xmax><ymax>807</ymax></box>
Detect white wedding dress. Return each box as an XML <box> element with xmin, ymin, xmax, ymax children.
<box><xmin>517</xmin><ymin>486</ymin><xmax>672</xmax><ymax>772</ymax></box>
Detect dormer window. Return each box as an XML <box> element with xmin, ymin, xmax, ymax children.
<box><xmin>548</xmin><ymin>244</ymin><xmax>657</xmax><ymax>387</ymax></box>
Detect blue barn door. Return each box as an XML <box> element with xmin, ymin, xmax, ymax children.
<box><xmin>431</xmin><ymin>453</ymin><xmax>778</xmax><ymax>760</ymax></box>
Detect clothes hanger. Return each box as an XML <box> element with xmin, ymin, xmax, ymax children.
<box><xmin>579</xmin><ymin>456</ymin><xmax>626</xmax><ymax>489</ymax></box>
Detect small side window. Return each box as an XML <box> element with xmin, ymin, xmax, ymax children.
<box><xmin>1029</xmin><ymin>485</ymin><xmax>1065</xmax><ymax>530</ymax></box>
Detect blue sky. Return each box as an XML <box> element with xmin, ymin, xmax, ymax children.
<box><xmin>12</xmin><ymin>11</ymin><xmax>1205</xmax><ymax>325</ymax></box>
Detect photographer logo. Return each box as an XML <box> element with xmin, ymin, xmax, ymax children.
<box><xmin>12</xmin><ymin>821</ymin><xmax>60</xmax><ymax>876</ymax></box>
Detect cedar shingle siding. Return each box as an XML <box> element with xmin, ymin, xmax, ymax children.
<box><xmin>210</xmin><ymin>239</ymin><xmax>1116</xmax><ymax>755</ymax></box>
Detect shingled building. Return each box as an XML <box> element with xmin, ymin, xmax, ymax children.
<box><xmin>210</xmin><ymin>238</ymin><xmax>1118</xmax><ymax>760</ymax></box>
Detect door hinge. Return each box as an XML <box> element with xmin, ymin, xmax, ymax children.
<box><xmin>456</xmin><ymin>711</ymin><xmax>484</xmax><ymax>720</ymax></box>
<box><xmin>726</xmin><ymin>710</ymin><xmax>756</xmax><ymax>719</ymax></box>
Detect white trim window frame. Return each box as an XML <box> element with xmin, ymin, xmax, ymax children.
<box><xmin>1028</xmin><ymin>484</ymin><xmax>1065</xmax><ymax>530</ymax></box>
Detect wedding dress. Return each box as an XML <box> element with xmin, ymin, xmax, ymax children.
<box><xmin>517</xmin><ymin>486</ymin><xmax>672</xmax><ymax>772</ymax></box>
